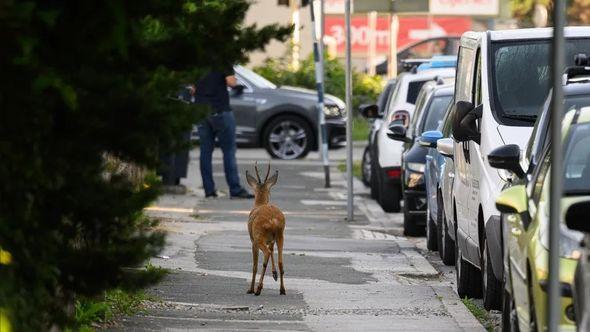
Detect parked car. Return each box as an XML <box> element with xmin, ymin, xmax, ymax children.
<box><xmin>492</xmin><ymin>107</ymin><xmax>590</xmax><ymax>331</ymax></box>
<box><xmin>360</xmin><ymin>78</ymin><xmax>397</xmax><ymax>190</ymax></box>
<box><xmin>375</xmin><ymin>36</ymin><xmax>461</xmax><ymax>75</ymax></box>
<box><xmin>366</xmin><ymin>57</ymin><xmax>455</xmax><ymax>213</ymax></box>
<box><xmin>186</xmin><ymin>65</ymin><xmax>346</xmax><ymax>160</ymax></box>
<box><xmin>450</xmin><ymin>27</ymin><xmax>590</xmax><ymax>310</ymax></box>
<box><xmin>388</xmin><ymin>80</ymin><xmax>454</xmax><ymax>237</ymax></box>
<box><xmin>420</xmin><ymin>99</ymin><xmax>456</xmax><ymax>265</ymax></box>
<box><xmin>490</xmin><ymin>64</ymin><xmax>590</xmax><ymax>331</ymax></box>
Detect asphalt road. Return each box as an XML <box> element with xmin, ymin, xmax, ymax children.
<box><xmin>116</xmin><ymin>147</ymin><xmax>484</xmax><ymax>331</ymax></box>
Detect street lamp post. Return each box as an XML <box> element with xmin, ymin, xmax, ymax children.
<box><xmin>345</xmin><ymin>0</ymin><xmax>353</xmax><ymax>221</ymax></box>
<box><xmin>548</xmin><ymin>0</ymin><xmax>565</xmax><ymax>331</ymax></box>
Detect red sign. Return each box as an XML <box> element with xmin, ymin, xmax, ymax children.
<box><xmin>324</xmin><ymin>15</ymin><xmax>472</xmax><ymax>54</ymax></box>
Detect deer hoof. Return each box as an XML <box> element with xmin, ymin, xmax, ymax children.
<box><xmin>280</xmin><ymin>288</ymin><xmax>286</xmax><ymax>295</ymax></box>
<box><xmin>272</xmin><ymin>271</ymin><xmax>278</xmax><ymax>281</ymax></box>
<box><xmin>247</xmin><ymin>289</ymin><xmax>254</xmax><ymax>294</ymax></box>
<box><xmin>255</xmin><ymin>289</ymin><xmax>262</xmax><ymax>296</ymax></box>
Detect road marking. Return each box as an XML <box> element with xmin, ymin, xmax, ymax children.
<box><xmin>300</xmin><ymin>199</ymin><xmax>347</xmax><ymax>206</ymax></box>
<box><xmin>145</xmin><ymin>206</ymin><xmax>195</xmax><ymax>213</ymax></box>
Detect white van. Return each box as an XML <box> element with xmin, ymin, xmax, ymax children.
<box><xmin>450</xmin><ymin>27</ymin><xmax>590</xmax><ymax>309</ymax></box>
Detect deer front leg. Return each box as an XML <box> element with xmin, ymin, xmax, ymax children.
<box><xmin>247</xmin><ymin>245</ymin><xmax>258</xmax><ymax>294</ymax></box>
<box><xmin>255</xmin><ymin>243</ymin><xmax>271</xmax><ymax>296</ymax></box>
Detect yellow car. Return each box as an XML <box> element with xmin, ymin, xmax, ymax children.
<box><xmin>489</xmin><ymin>106</ymin><xmax>590</xmax><ymax>331</ymax></box>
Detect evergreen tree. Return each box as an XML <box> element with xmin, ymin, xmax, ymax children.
<box><xmin>0</xmin><ymin>1</ymin><xmax>291</xmax><ymax>330</ymax></box>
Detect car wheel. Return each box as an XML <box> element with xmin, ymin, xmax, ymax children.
<box><xmin>426</xmin><ymin>203</ymin><xmax>438</xmax><ymax>250</ymax></box>
<box><xmin>378</xmin><ymin>172</ymin><xmax>401</xmax><ymax>213</ymax></box>
<box><xmin>482</xmin><ymin>237</ymin><xmax>502</xmax><ymax>310</ymax></box>
<box><xmin>370</xmin><ymin>154</ymin><xmax>379</xmax><ymax>199</ymax></box>
<box><xmin>263</xmin><ymin>115</ymin><xmax>312</xmax><ymax>160</ymax></box>
<box><xmin>403</xmin><ymin>196</ymin><xmax>422</xmax><ymax>236</ymax></box>
<box><xmin>438</xmin><ymin>194</ymin><xmax>455</xmax><ymax>265</ymax></box>
<box><xmin>361</xmin><ymin>146</ymin><xmax>371</xmax><ymax>186</ymax></box>
<box><xmin>502</xmin><ymin>289</ymin><xmax>520</xmax><ymax>332</ymax></box>
<box><xmin>455</xmin><ymin>225</ymin><xmax>482</xmax><ymax>298</ymax></box>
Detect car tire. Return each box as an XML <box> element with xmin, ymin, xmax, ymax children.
<box><xmin>482</xmin><ymin>237</ymin><xmax>502</xmax><ymax>310</ymax></box>
<box><xmin>361</xmin><ymin>146</ymin><xmax>371</xmax><ymax>186</ymax></box>
<box><xmin>455</xmin><ymin>225</ymin><xmax>482</xmax><ymax>298</ymax></box>
<box><xmin>438</xmin><ymin>194</ymin><xmax>455</xmax><ymax>265</ymax></box>
<box><xmin>403</xmin><ymin>196</ymin><xmax>422</xmax><ymax>236</ymax></box>
<box><xmin>502</xmin><ymin>289</ymin><xmax>520</xmax><ymax>332</ymax></box>
<box><xmin>426</xmin><ymin>203</ymin><xmax>438</xmax><ymax>250</ymax></box>
<box><xmin>263</xmin><ymin>115</ymin><xmax>312</xmax><ymax>160</ymax></box>
<box><xmin>370</xmin><ymin>157</ymin><xmax>379</xmax><ymax>199</ymax></box>
<box><xmin>378</xmin><ymin>171</ymin><xmax>401</xmax><ymax>213</ymax></box>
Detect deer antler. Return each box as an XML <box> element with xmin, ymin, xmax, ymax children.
<box><xmin>254</xmin><ymin>161</ymin><xmax>262</xmax><ymax>184</ymax></box>
<box><xmin>264</xmin><ymin>162</ymin><xmax>271</xmax><ymax>183</ymax></box>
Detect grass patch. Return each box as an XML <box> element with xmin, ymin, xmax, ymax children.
<box><xmin>74</xmin><ymin>263</ymin><xmax>167</xmax><ymax>330</ymax></box>
<box><xmin>352</xmin><ymin>116</ymin><xmax>370</xmax><ymax>141</ymax></box>
<box><xmin>338</xmin><ymin>161</ymin><xmax>362</xmax><ymax>180</ymax></box>
<box><xmin>461</xmin><ymin>298</ymin><xmax>493</xmax><ymax>332</ymax></box>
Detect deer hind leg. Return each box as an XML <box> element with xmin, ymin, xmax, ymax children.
<box><xmin>247</xmin><ymin>244</ymin><xmax>258</xmax><ymax>294</ymax></box>
<box><xmin>269</xmin><ymin>242</ymin><xmax>278</xmax><ymax>281</ymax></box>
<box><xmin>255</xmin><ymin>242</ymin><xmax>272</xmax><ymax>296</ymax></box>
<box><xmin>277</xmin><ymin>233</ymin><xmax>286</xmax><ymax>295</ymax></box>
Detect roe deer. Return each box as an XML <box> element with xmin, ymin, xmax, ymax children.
<box><xmin>245</xmin><ymin>162</ymin><xmax>286</xmax><ymax>296</ymax></box>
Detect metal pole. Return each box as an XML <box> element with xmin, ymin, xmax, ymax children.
<box><xmin>548</xmin><ymin>0</ymin><xmax>565</xmax><ymax>331</ymax></box>
<box><xmin>345</xmin><ymin>0</ymin><xmax>353</xmax><ymax>221</ymax></box>
<box><xmin>310</xmin><ymin>0</ymin><xmax>330</xmax><ymax>188</ymax></box>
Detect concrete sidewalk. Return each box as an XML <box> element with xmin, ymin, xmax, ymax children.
<box><xmin>116</xmin><ymin>148</ymin><xmax>483</xmax><ymax>331</ymax></box>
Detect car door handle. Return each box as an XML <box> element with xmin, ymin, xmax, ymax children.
<box><xmin>511</xmin><ymin>227</ymin><xmax>522</xmax><ymax>237</ymax></box>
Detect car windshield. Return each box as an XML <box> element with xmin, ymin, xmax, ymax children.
<box><xmin>564</xmin><ymin>121</ymin><xmax>590</xmax><ymax>195</ymax></box>
<box><xmin>490</xmin><ymin>39</ymin><xmax>590</xmax><ymax>123</ymax></box>
<box><xmin>420</xmin><ymin>95</ymin><xmax>453</xmax><ymax>134</ymax></box>
<box><xmin>235</xmin><ymin>65</ymin><xmax>277</xmax><ymax>89</ymax></box>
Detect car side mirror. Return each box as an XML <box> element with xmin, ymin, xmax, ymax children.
<box><xmin>566</xmin><ymin>200</ymin><xmax>590</xmax><ymax>233</ymax></box>
<box><xmin>451</xmin><ymin>101</ymin><xmax>481</xmax><ymax>143</ymax></box>
<box><xmin>436</xmin><ymin>138</ymin><xmax>454</xmax><ymax>157</ymax></box>
<box><xmin>419</xmin><ymin>130</ymin><xmax>443</xmax><ymax>148</ymax></box>
<box><xmin>496</xmin><ymin>185</ymin><xmax>528</xmax><ymax>214</ymax></box>
<box><xmin>387</xmin><ymin>123</ymin><xmax>411</xmax><ymax>143</ymax></box>
<box><xmin>231</xmin><ymin>84</ymin><xmax>246</xmax><ymax>96</ymax></box>
<box><xmin>359</xmin><ymin>104</ymin><xmax>380</xmax><ymax>119</ymax></box>
<box><xmin>488</xmin><ymin>145</ymin><xmax>525</xmax><ymax>179</ymax></box>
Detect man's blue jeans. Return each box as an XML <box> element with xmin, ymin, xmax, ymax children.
<box><xmin>198</xmin><ymin>111</ymin><xmax>243</xmax><ymax>196</ymax></box>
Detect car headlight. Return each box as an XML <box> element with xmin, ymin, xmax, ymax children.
<box><xmin>323</xmin><ymin>104</ymin><xmax>343</xmax><ymax>117</ymax></box>
<box><xmin>407</xmin><ymin>162</ymin><xmax>425</xmax><ymax>173</ymax></box>
<box><xmin>540</xmin><ymin>222</ymin><xmax>583</xmax><ymax>259</ymax></box>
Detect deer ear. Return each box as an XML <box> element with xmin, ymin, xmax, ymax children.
<box><xmin>265</xmin><ymin>171</ymin><xmax>278</xmax><ymax>189</ymax></box>
<box><xmin>246</xmin><ymin>171</ymin><xmax>258</xmax><ymax>188</ymax></box>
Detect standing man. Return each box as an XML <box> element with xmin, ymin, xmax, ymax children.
<box><xmin>194</xmin><ymin>66</ymin><xmax>253</xmax><ymax>199</ymax></box>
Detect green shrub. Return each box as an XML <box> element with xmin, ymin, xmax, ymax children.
<box><xmin>0</xmin><ymin>1</ymin><xmax>291</xmax><ymax>330</ymax></box>
<box><xmin>254</xmin><ymin>53</ymin><xmax>383</xmax><ymax>112</ymax></box>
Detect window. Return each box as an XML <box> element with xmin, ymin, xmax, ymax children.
<box><xmin>490</xmin><ymin>38</ymin><xmax>590</xmax><ymax>125</ymax></box>
<box><xmin>407</xmin><ymin>80</ymin><xmax>429</xmax><ymax>104</ymax></box>
<box><xmin>455</xmin><ymin>47</ymin><xmax>475</xmax><ymax>103</ymax></box>
<box><xmin>440</xmin><ymin>100</ymin><xmax>454</xmax><ymax>136</ymax></box>
<box><xmin>531</xmin><ymin>150</ymin><xmax>551</xmax><ymax>206</ymax></box>
<box><xmin>405</xmin><ymin>39</ymin><xmax>449</xmax><ymax>59</ymax></box>
<box><xmin>473</xmin><ymin>50</ymin><xmax>482</xmax><ymax>106</ymax></box>
<box><xmin>564</xmin><ymin>122</ymin><xmax>590</xmax><ymax>195</ymax></box>
<box><xmin>419</xmin><ymin>95</ymin><xmax>453</xmax><ymax>134</ymax></box>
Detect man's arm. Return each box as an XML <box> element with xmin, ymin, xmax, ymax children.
<box><xmin>225</xmin><ymin>75</ymin><xmax>237</xmax><ymax>87</ymax></box>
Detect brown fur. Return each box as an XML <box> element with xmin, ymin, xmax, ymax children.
<box><xmin>245</xmin><ymin>162</ymin><xmax>286</xmax><ymax>296</ymax></box>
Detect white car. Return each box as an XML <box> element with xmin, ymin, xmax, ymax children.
<box><xmin>449</xmin><ymin>27</ymin><xmax>590</xmax><ymax>310</ymax></box>
<box><xmin>373</xmin><ymin>65</ymin><xmax>455</xmax><ymax>212</ymax></box>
